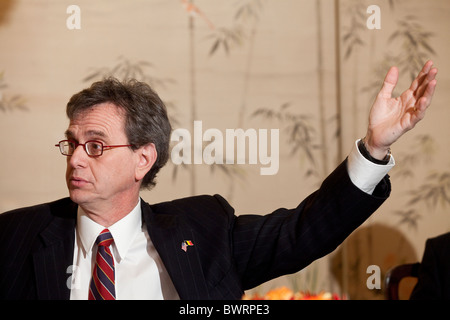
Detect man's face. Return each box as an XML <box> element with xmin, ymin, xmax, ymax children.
<box><xmin>64</xmin><ymin>103</ymin><xmax>139</xmax><ymax>210</ymax></box>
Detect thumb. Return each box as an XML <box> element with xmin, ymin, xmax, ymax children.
<box><xmin>379</xmin><ymin>66</ymin><xmax>399</xmax><ymax>98</ymax></box>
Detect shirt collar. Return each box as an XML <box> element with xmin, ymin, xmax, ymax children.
<box><xmin>76</xmin><ymin>198</ymin><xmax>142</xmax><ymax>263</ymax></box>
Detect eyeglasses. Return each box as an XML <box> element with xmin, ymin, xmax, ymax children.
<box><xmin>55</xmin><ymin>140</ymin><xmax>132</xmax><ymax>157</ymax></box>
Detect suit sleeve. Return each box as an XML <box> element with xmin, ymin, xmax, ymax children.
<box><xmin>230</xmin><ymin>159</ymin><xmax>391</xmax><ymax>290</ymax></box>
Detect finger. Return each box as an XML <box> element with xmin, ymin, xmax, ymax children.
<box><xmin>407</xmin><ymin>76</ymin><xmax>436</xmax><ymax>127</ymax></box>
<box><xmin>413</xmin><ymin>97</ymin><xmax>429</xmax><ymax>123</ymax></box>
<box><xmin>410</xmin><ymin>60</ymin><xmax>434</xmax><ymax>92</ymax></box>
<box><xmin>414</xmin><ymin>67</ymin><xmax>438</xmax><ymax>100</ymax></box>
<box><xmin>379</xmin><ymin>66</ymin><xmax>399</xmax><ymax>98</ymax></box>
<box><xmin>418</xmin><ymin>78</ymin><xmax>437</xmax><ymax>110</ymax></box>
<box><xmin>411</xmin><ymin>79</ymin><xmax>437</xmax><ymax>126</ymax></box>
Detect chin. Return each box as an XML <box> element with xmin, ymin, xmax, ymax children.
<box><xmin>68</xmin><ymin>189</ymin><xmax>93</xmax><ymax>206</ymax></box>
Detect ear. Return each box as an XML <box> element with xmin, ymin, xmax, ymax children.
<box><xmin>135</xmin><ymin>143</ymin><xmax>157</xmax><ymax>182</ymax></box>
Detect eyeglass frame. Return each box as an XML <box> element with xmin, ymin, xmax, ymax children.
<box><xmin>55</xmin><ymin>139</ymin><xmax>133</xmax><ymax>157</ymax></box>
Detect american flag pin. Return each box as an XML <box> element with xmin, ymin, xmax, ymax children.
<box><xmin>181</xmin><ymin>240</ymin><xmax>194</xmax><ymax>252</ymax></box>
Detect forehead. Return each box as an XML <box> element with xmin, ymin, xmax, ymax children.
<box><xmin>66</xmin><ymin>103</ymin><xmax>126</xmax><ymax>140</ymax></box>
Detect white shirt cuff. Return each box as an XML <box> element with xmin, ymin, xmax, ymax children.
<box><xmin>347</xmin><ymin>139</ymin><xmax>395</xmax><ymax>195</ymax></box>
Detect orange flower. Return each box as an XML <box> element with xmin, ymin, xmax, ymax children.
<box><xmin>243</xmin><ymin>287</ymin><xmax>343</xmax><ymax>300</ymax></box>
<box><xmin>264</xmin><ymin>287</ymin><xmax>295</xmax><ymax>300</ymax></box>
<box><xmin>294</xmin><ymin>291</ymin><xmax>336</xmax><ymax>300</ymax></box>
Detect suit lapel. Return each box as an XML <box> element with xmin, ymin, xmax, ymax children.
<box><xmin>31</xmin><ymin>198</ymin><xmax>210</xmax><ymax>299</ymax></box>
<box><xmin>142</xmin><ymin>201</ymin><xmax>210</xmax><ymax>299</ymax></box>
<box><xmin>32</xmin><ymin>200</ymin><xmax>76</xmax><ymax>300</ymax></box>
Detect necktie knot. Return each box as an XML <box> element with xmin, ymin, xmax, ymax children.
<box><xmin>96</xmin><ymin>229</ymin><xmax>114</xmax><ymax>247</ymax></box>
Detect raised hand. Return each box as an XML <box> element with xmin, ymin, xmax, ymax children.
<box><xmin>364</xmin><ymin>60</ymin><xmax>438</xmax><ymax>160</ymax></box>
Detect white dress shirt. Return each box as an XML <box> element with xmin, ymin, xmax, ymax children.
<box><xmin>347</xmin><ymin>139</ymin><xmax>395</xmax><ymax>194</ymax></box>
<box><xmin>69</xmin><ymin>199</ymin><xmax>179</xmax><ymax>300</ymax></box>
<box><xmin>69</xmin><ymin>140</ymin><xmax>394</xmax><ymax>299</ymax></box>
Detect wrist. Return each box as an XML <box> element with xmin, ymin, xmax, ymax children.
<box><xmin>363</xmin><ymin>137</ymin><xmax>391</xmax><ymax>160</ymax></box>
<box><xmin>359</xmin><ymin>138</ymin><xmax>391</xmax><ymax>164</ymax></box>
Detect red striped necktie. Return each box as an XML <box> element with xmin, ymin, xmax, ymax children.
<box><xmin>88</xmin><ymin>229</ymin><xmax>116</xmax><ymax>300</ymax></box>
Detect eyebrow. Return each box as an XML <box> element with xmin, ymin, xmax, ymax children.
<box><xmin>65</xmin><ymin>129</ymin><xmax>108</xmax><ymax>140</ymax></box>
<box><xmin>64</xmin><ymin>130</ymin><xmax>74</xmax><ymax>139</ymax></box>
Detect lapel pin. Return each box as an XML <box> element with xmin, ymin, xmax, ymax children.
<box><xmin>181</xmin><ymin>240</ymin><xmax>194</xmax><ymax>252</ymax></box>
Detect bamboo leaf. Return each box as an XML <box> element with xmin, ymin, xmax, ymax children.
<box><xmin>209</xmin><ymin>39</ymin><xmax>221</xmax><ymax>56</ymax></box>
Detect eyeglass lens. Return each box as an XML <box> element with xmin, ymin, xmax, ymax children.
<box><xmin>59</xmin><ymin>140</ymin><xmax>103</xmax><ymax>156</ymax></box>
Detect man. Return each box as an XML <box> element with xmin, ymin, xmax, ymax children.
<box><xmin>410</xmin><ymin>232</ymin><xmax>450</xmax><ymax>300</ymax></box>
<box><xmin>0</xmin><ymin>61</ymin><xmax>437</xmax><ymax>300</ymax></box>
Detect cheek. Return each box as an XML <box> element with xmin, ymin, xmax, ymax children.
<box><xmin>103</xmin><ymin>155</ymin><xmax>138</xmax><ymax>185</ymax></box>
<box><xmin>65</xmin><ymin>159</ymin><xmax>73</xmax><ymax>184</ymax></box>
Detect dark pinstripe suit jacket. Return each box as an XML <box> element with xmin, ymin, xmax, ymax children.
<box><xmin>410</xmin><ymin>232</ymin><xmax>450</xmax><ymax>300</ymax></box>
<box><xmin>0</xmin><ymin>160</ymin><xmax>390</xmax><ymax>300</ymax></box>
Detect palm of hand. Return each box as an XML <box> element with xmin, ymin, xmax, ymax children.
<box><xmin>366</xmin><ymin>61</ymin><xmax>437</xmax><ymax>154</ymax></box>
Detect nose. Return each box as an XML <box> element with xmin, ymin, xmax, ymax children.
<box><xmin>68</xmin><ymin>143</ymin><xmax>89</xmax><ymax>168</ymax></box>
